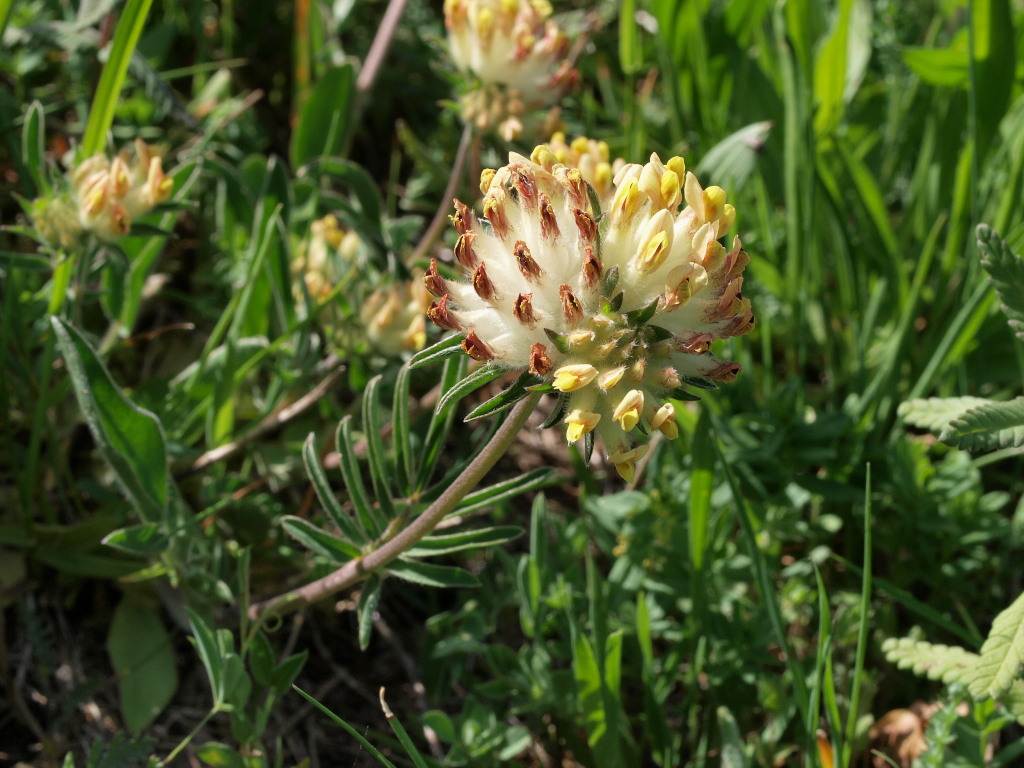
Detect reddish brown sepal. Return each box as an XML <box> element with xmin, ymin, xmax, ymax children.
<box><xmin>427</xmin><ymin>294</ymin><xmax>461</xmax><ymax>331</ymax></box>
<box><xmin>462</xmin><ymin>330</ymin><xmax>495</xmax><ymax>361</ymax></box>
<box><xmin>529</xmin><ymin>343</ymin><xmax>553</xmax><ymax>376</ymax></box>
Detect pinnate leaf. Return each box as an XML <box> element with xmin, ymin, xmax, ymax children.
<box><xmin>941</xmin><ymin>397</ymin><xmax>1024</xmax><ymax>451</ymax></box>
<box><xmin>966</xmin><ymin>590</ymin><xmax>1024</xmax><ymax>700</ymax></box>
<box><xmin>881</xmin><ymin>637</ymin><xmax>979</xmax><ymax>685</ymax></box>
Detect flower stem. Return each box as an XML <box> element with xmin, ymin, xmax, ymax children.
<box><xmin>248</xmin><ymin>391</ymin><xmax>541</xmax><ymax>620</ymax></box>
<box><xmin>408</xmin><ymin>123</ymin><xmax>474</xmax><ymax>265</ymax></box>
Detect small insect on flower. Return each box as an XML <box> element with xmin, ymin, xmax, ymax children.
<box><xmin>426</xmin><ymin>139</ymin><xmax>754</xmax><ymax>481</ymax></box>
<box><xmin>70</xmin><ymin>140</ymin><xmax>174</xmax><ymax>240</ymax></box>
<box><xmin>445</xmin><ymin>0</ymin><xmax>577</xmax><ymax>139</ymax></box>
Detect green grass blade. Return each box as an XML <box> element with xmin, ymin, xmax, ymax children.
<box><xmin>81</xmin><ymin>0</ymin><xmax>155</xmax><ymax>156</ymax></box>
<box><xmin>841</xmin><ymin>465</ymin><xmax>872</xmax><ymax>768</ymax></box>
<box><xmin>292</xmin><ymin>685</ymin><xmax>398</xmax><ymax>768</ymax></box>
<box><xmin>379</xmin><ymin>689</ymin><xmax>429</xmax><ymax>768</ymax></box>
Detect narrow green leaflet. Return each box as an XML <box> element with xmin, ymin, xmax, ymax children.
<box><xmin>357</xmin><ymin>576</ymin><xmax>382</xmax><ymax>651</ymax></box>
<box><xmin>107</xmin><ymin>598</ymin><xmax>177</xmax><ymax>734</ymax></box>
<box><xmin>380</xmin><ymin>689</ymin><xmax>430</xmax><ymax>768</ymax></box>
<box><xmin>22</xmin><ymin>100</ymin><xmax>46</xmax><ymax>193</ymax></box>
<box><xmin>280</xmin><ymin>516</ymin><xmax>361</xmax><ymax>563</ymax></box>
<box><xmin>52</xmin><ymin>318</ymin><xmax>169</xmax><ymax>522</ymax></box>
<box><xmin>977</xmin><ymin>224</ymin><xmax>1024</xmax><ymax>340</ymax></box>
<box><xmin>966</xmin><ymin>591</ymin><xmax>1024</xmax><ymax>700</ymax></box>
<box><xmin>881</xmin><ymin>638</ymin><xmax>979</xmax><ymax>685</ymax></box>
<box><xmin>407</xmin><ymin>526</ymin><xmax>523</xmax><ymax>557</ymax></box>
<box><xmin>941</xmin><ymin>398</ymin><xmax>1024</xmax><ymax>451</ymax></box>
<box><xmin>386</xmin><ymin>559</ymin><xmax>480</xmax><ymax>588</ymax></box>
<box><xmin>688</xmin><ymin>409</ymin><xmax>713</xmax><ymax>572</ymax></box>
<box><xmin>302</xmin><ymin>432</ymin><xmax>365</xmax><ymax>543</ymax></box>
<box><xmin>408</xmin><ymin>333</ymin><xmax>465</xmax><ymax>369</ymax></box>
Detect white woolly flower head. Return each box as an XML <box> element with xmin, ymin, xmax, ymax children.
<box><xmin>425</xmin><ymin>141</ymin><xmax>752</xmax><ymax>481</ymax></box>
<box><xmin>71</xmin><ymin>140</ymin><xmax>172</xmax><ymax>240</ymax></box>
<box><xmin>445</xmin><ymin>0</ymin><xmax>576</xmax><ymax>138</ymax></box>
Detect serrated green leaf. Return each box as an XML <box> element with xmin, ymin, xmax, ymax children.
<box><xmin>881</xmin><ymin>637</ymin><xmax>979</xmax><ymax>685</ymax></box>
<box><xmin>1002</xmin><ymin>680</ymin><xmax>1024</xmax><ymax>726</ymax></box>
<box><xmin>977</xmin><ymin>224</ymin><xmax>1024</xmax><ymax>340</ymax></box>
<box><xmin>966</xmin><ymin>591</ymin><xmax>1024</xmax><ymax>700</ymax></box>
<box><xmin>898</xmin><ymin>396</ymin><xmax>992</xmax><ymax>436</ymax></box>
<box><xmin>280</xmin><ymin>515</ymin><xmax>360</xmax><ymax>563</ymax></box>
<box><xmin>941</xmin><ymin>398</ymin><xmax>1024</xmax><ymax>451</ymax></box>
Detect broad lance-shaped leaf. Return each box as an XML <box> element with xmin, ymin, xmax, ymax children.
<box><xmin>966</xmin><ymin>590</ymin><xmax>1024</xmax><ymax>700</ymax></box>
<box><xmin>52</xmin><ymin>318</ymin><xmax>169</xmax><ymax>522</ymax></box>
<box><xmin>106</xmin><ymin>598</ymin><xmax>177</xmax><ymax>734</ymax></box>
<box><xmin>881</xmin><ymin>637</ymin><xmax>979</xmax><ymax>685</ymax></box>
<box><xmin>898</xmin><ymin>396</ymin><xmax>991</xmax><ymax>436</ymax></box>
<box><xmin>978</xmin><ymin>224</ymin><xmax>1024</xmax><ymax>340</ymax></box>
<box><xmin>941</xmin><ymin>397</ymin><xmax>1024</xmax><ymax>451</ymax></box>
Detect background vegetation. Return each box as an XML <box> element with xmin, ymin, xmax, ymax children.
<box><xmin>2</xmin><ymin>0</ymin><xmax>1024</xmax><ymax>765</ymax></box>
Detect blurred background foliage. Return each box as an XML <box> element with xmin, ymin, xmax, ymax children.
<box><xmin>2</xmin><ymin>0</ymin><xmax>1024</xmax><ymax>766</ymax></box>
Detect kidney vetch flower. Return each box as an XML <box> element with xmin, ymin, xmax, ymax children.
<box><xmin>444</xmin><ymin>0</ymin><xmax>576</xmax><ymax>139</ymax></box>
<box><xmin>71</xmin><ymin>140</ymin><xmax>173</xmax><ymax>240</ymax></box>
<box><xmin>424</xmin><ymin>143</ymin><xmax>753</xmax><ymax>481</ymax></box>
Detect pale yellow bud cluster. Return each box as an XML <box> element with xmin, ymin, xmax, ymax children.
<box><xmin>426</xmin><ymin>148</ymin><xmax>753</xmax><ymax>482</ymax></box>
<box><xmin>71</xmin><ymin>140</ymin><xmax>173</xmax><ymax>240</ymax></box>
<box><xmin>361</xmin><ymin>277</ymin><xmax>432</xmax><ymax>356</ymax></box>
<box><xmin>31</xmin><ymin>195</ymin><xmax>81</xmax><ymax>250</ymax></box>
<box><xmin>531</xmin><ymin>133</ymin><xmax>625</xmax><ymax>203</ymax></box>
<box><xmin>446</xmin><ymin>0</ymin><xmax>576</xmax><ymax>138</ymax></box>
<box><xmin>293</xmin><ymin>215</ymin><xmax>362</xmax><ymax>302</ymax></box>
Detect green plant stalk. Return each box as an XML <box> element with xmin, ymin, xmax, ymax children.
<box><xmin>248</xmin><ymin>392</ymin><xmax>541</xmax><ymax>620</ymax></box>
<box><xmin>841</xmin><ymin>465</ymin><xmax>872</xmax><ymax>768</ymax></box>
<box><xmin>158</xmin><ymin>706</ymin><xmax>218</xmax><ymax>766</ymax></box>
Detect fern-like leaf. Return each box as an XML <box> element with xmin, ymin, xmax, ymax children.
<box><xmin>1002</xmin><ymin>679</ymin><xmax>1024</xmax><ymax>726</ymax></box>
<box><xmin>881</xmin><ymin>637</ymin><xmax>978</xmax><ymax>685</ymax></box>
<box><xmin>965</xmin><ymin>591</ymin><xmax>1024</xmax><ymax>700</ymax></box>
<box><xmin>977</xmin><ymin>224</ymin><xmax>1024</xmax><ymax>340</ymax></box>
<box><xmin>898</xmin><ymin>397</ymin><xmax>991</xmax><ymax>436</ymax></box>
<box><xmin>940</xmin><ymin>397</ymin><xmax>1024</xmax><ymax>451</ymax></box>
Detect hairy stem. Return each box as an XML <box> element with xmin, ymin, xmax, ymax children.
<box><xmin>356</xmin><ymin>0</ymin><xmax>409</xmax><ymax>94</ymax></box>
<box><xmin>408</xmin><ymin>123</ymin><xmax>474</xmax><ymax>265</ymax></box>
<box><xmin>249</xmin><ymin>391</ymin><xmax>540</xmax><ymax>620</ymax></box>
